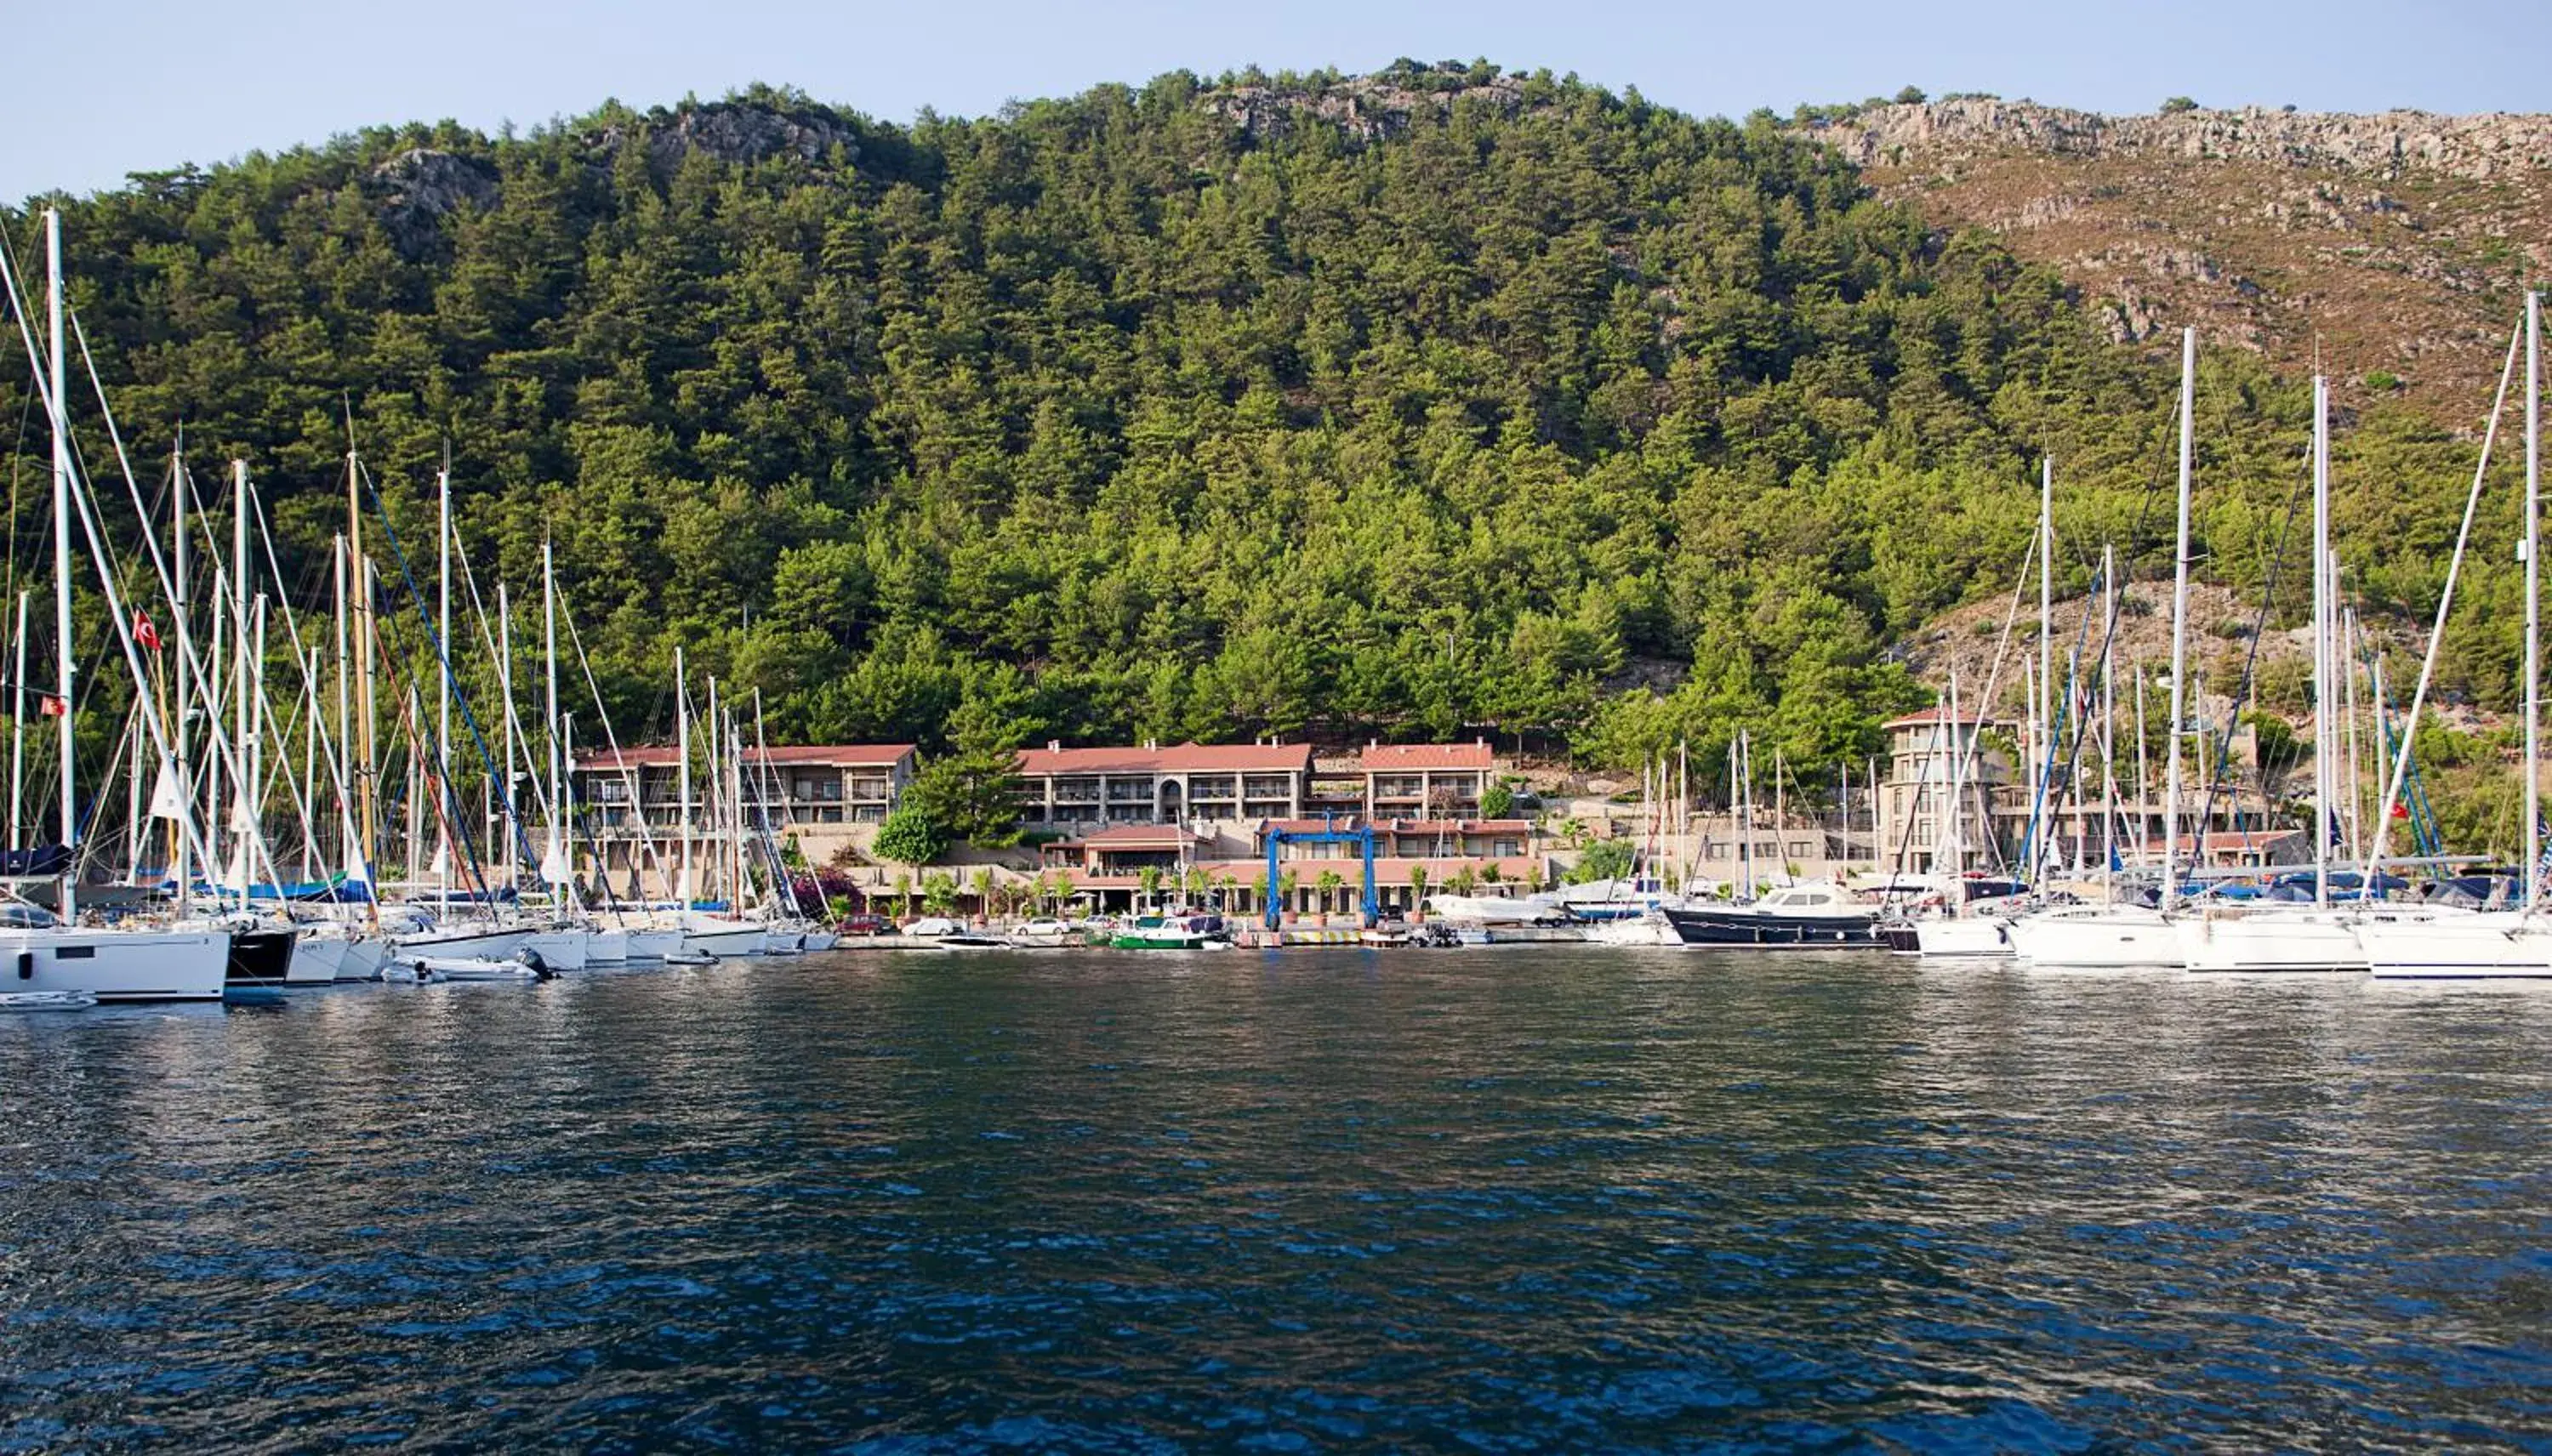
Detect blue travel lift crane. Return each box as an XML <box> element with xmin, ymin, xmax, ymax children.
<box><xmin>1263</xmin><ymin>818</ymin><xmax>1380</xmax><ymax>930</ymax></box>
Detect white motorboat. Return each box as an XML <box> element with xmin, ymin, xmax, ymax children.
<box><xmin>2005</xmin><ymin>905</ymin><xmax>2183</xmax><ymax>969</ymax></box>
<box><xmin>1421</xmin><ymin>893</ymin><xmax>1560</xmax><ymax>926</ymax></box>
<box><xmin>407</xmin><ymin>955</ymin><xmax>545</xmax><ymax>982</ymax></box>
<box><xmin>2177</xmin><ymin>906</ymin><xmax>2369</xmax><ymax>974</ymax></box>
<box><xmin>1582</xmin><ymin>913</ymin><xmax>1682</xmax><ymax>947</ymax></box>
<box><xmin>395</xmin><ymin>919</ymin><xmax>529</xmax><ymax>962</ymax></box>
<box><xmin>0</xmin><ymin>988</ymin><xmax>95</xmax><ymax>1011</ymax></box>
<box><xmin>0</xmin><ymin>924</ymin><xmax>230</xmax><ymax>1003</ymax></box>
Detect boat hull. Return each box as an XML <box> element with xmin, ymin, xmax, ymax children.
<box><xmin>288</xmin><ymin>933</ymin><xmax>350</xmax><ymax>984</ymax></box>
<box><xmin>800</xmin><ymin>930</ymin><xmax>839</xmax><ymax>953</ymax></box>
<box><xmin>681</xmin><ymin>920</ymin><xmax>766</xmax><ymax>958</ymax></box>
<box><xmin>2177</xmin><ymin>912</ymin><xmax>2367</xmax><ymax>973</ymax></box>
<box><xmin>624</xmin><ymin>929</ymin><xmax>686</xmax><ymax>961</ymax></box>
<box><xmin>0</xmin><ymin>928</ymin><xmax>229</xmax><ymax>1002</ymax></box>
<box><xmin>2360</xmin><ymin>915</ymin><xmax>2552</xmax><ymax>979</ymax></box>
<box><xmin>586</xmin><ymin>929</ymin><xmax>631</xmax><ymax>964</ymax></box>
<box><xmin>519</xmin><ymin>930</ymin><xmax>590</xmax><ymax>971</ymax></box>
<box><xmin>1913</xmin><ymin>918</ymin><xmax>2014</xmax><ymax>958</ymax></box>
<box><xmin>336</xmin><ymin>937</ymin><xmax>392</xmax><ymax>982</ymax></box>
<box><xmin>225</xmin><ymin>930</ymin><xmax>299</xmax><ymax>988</ymax></box>
<box><xmin>1661</xmin><ymin>907</ymin><xmax>1881</xmax><ymax>948</ymax></box>
<box><xmin>2006</xmin><ymin>911</ymin><xmax>2181</xmax><ymax>969</ymax></box>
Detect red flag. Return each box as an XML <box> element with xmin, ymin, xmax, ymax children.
<box><xmin>134</xmin><ymin>612</ymin><xmax>161</xmax><ymax>650</ymax></box>
<box><xmin>37</xmin><ymin>695</ymin><xmax>66</xmax><ymax>718</ymax></box>
<box><xmin>2390</xmin><ymin>803</ymin><xmax>2411</xmax><ymax>820</ymax></box>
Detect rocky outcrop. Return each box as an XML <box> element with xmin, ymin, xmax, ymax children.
<box><xmin>368</xmin><ymin>148</ymin><xmax>500</xmax><ymax>259</ymax></box>
<box><xmin>1805</xmin><ymin>100</ymin><xmax>2552</xmax><ymax>182</ymax></box>
<box><xmin>641</xmin><ymin>100</ymin><xmax>863</xmax><ymax>170</ymax></box>
<box><xmin>1206</xmin><ymin>71</ymin><xmax>1533</xmax><ymax>145</ymax></box>
<box><xmin>1790</xmin><ymin>100</ymin><xmax>2552</xmax><ymax>422</ymax></box>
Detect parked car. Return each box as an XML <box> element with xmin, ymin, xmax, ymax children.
<box><xmin>902</xmin><ymin>916</ymin><xmax>966</xmax><ymax>938</ymax></box>
<box><xmin>837</xmin><ymin>913</ymin><xmax>890</xmax><ymax>936</ymax></box>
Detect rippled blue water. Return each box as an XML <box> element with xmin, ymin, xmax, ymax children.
<box><xmin>3</xmin><ymin>948</ymin><xmax>2549</xmax><ymax>1452</ymax></box>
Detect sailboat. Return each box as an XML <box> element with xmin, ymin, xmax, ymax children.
<box><xmin>0</xmin><ymin>209</ymin><xmax>228</xmax><ymax>1000</ymax></box>
<box><xmin>2360</xmin><ymin>292</ymin><xmax>2552</xmax><ymax>979</ymax></box>
<box><xmin>2008</xmin><ymin>328</ymin><xmax>2201</xmax><ymax>970</ymax></box>
<box><xmin>2176</xmin><ymin>373</ymin><xmax>2368</xmax><ymax>972</ymax></box>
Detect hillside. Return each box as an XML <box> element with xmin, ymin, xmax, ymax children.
<box><xmin>0</xmin><ymin>66</ymin><xmax>2531</xmax><ymax>814</ymax></box>
<box><xmin>1795</xmin><ymin>99</ymin><xmax>2552</xmax><ymax>424</ymax></box>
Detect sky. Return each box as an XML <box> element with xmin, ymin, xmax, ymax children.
<box><xmin>7</xmin><ymin>0</ymin><xmax>2547</xmax><ymax>201</ymax></box>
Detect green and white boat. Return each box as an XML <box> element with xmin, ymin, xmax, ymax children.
<box><xmin>1108</xmin><ymin>913</ymin><xmax>1233</xmax><ymax>950</ymax></box>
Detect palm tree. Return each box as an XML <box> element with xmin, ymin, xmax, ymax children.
<box><xmin>971</xmin><ymin>866</ymin><xmax>996</xmax><ymax>923</ymax></box>
<box><xmin>1277</xmin><ymin>868</ymin><xmax>1299</xmax><ymax>922</ymax></box>
<box><xmin>1407</xmin><ymin>864</ymin><xmax>1430</xmax><ymax>915</ymax></box>
<box><xmin>1138</xmin><ymin>864</ymin><xmax>1164</xmax><ymax>909</ymax></box>
<box><xmin>1051</xmin><ymin>868</ymin><xmax>1075</xmax><ymax>917</ymax></box>
<box><xmin>891</xmin><ymin>871</ymin><xmax>914</xmax><ymax>921</ymax></box>
<box><xmin>921</xmin><ymin>870</ymin><xmax>958</xmax><ymax>916</ymax></box>
<box><xmin>1315</xmin><ymin>868</ymin><xmax>1344</xmax><ymax>919</ymax></box>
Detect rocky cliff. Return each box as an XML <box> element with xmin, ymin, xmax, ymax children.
<box><xmin>1796</xmin><ymin>100</ymin><xmax>2552</xmax><ymax>423</ymax></box>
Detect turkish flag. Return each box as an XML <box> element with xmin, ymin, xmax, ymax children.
<box><xmin>134</xmin><ymin>613</ymin><xmax>161</xmax><ymax>650</ymax></box>
<box><xmin>37</xmin><ymin>695</ymin><xmax>67</xmax><ymax>718</ymax></box>
<box><xmin>2390</xmin><ymin>803</ymin><xmax>2411</xmax><ymax>820</ymax></box>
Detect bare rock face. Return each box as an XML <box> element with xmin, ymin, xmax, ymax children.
<box><xmin>1791</xmin><ymin>100</ymin><xmax>2552</xmax><ymax>422</ymax></box>
<box><xmin>1807</xmin><ymin>100</ymin><xmax>2552</xmax><ymax>181</ymax></box>
<box><xmin>1206</xmin><ymin>71</ymin><xmax>1532</xmax><ymax>145</ymax></box>
<box><xmin>369</xmin><ymin>148</ymin><xmax>500</xmax><ymax>259</ymax></box>
<box><xmin>641</xmin><ymin>101</ymin><xmax>862</xmax><ymax>170</ymax></box>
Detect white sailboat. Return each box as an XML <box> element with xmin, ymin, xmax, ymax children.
<box><xmin>2010</xmin><ymin>327</ymin><xmax>2202</xmax><ymax>970</ymax></box>
<box><xmin>2363</xmin><ymin>291</ymin><xmax>2552</xmax><ymax>979</ymax></box>
<box><xmin>0</xmin><ymin>209</ymin><xmax>227</xmax><ymax>999</ymax></box>
<box><xmin>2179</xmin><ymin>374</ymin><xmax>2367</xmax><ymax>973</ymax></box>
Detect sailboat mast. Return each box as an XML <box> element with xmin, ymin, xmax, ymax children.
<box><xmin>9</xmin><ymin>592</ymin><xmax>24</xmax><ymax>853</ymax></box>
<box><xmin>675</xmin><ymin>645</ymin><xmax>692</xmax><ymax>907</ymax></box>
<box><xmin>350</xmin><ymin>453</ymin><xmax>377</xmax><ymax>881</ymax></box>
<box><xmin>2037</xmin><ymin>456</ymin><xmax>2053</xmax><ymax>852</ymax></box>
<box><xmin>2313</xmin><ymin>376</ymin><xmax>2332</xmax><ymax>909</ymax></box>
<box><xmin>45</xmin><ymin>210</ymin><xmax>75</xmax><ymax>920</ymax></box>
<box><xmin>499</xmin><ymin>582</ymin><xmax>516</xmax><ymax>890</ymax></box>
<box><xmin>172</xmin><ymin>458</ymin><xmax>189</xmax><ymax>898</ymax></box>
<box><xmin>437</xmin><ymin>464</ymin><xmax>451</xmax><ymax>877</ymax></box>
<box><xmin>544</xmin><ymin>535</ymin><xmax>561</xmax><ymax>883</ymax></box>
<box><xmin>2511</xmin><ymin>290</ymin><xmax>2532</xmax><ymax>913</ymax></box>
<box><xmin>705</xmin><ymin>674</ymin><xmax>722</xmax><ymax>904</ymax></box>
<box><xmin>2164</xmin><ymin>327</ymin><xmax>2196</xmax><ymax>912</ymax></box>
<box><xmin>232</xmin><ymin>461</ymin><xmax>253</xmax><ymax>897</ymax></box>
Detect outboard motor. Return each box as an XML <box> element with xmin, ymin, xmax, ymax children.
<box><xmin>515</xmin><ymin>947</ymin><xmax>555</xmax><ymax>981</ymax></box>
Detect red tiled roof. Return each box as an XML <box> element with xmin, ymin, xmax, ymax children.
<box><xmin>1884</xmin><ymin>708</ymin><xmax>2006</xmax><ymax>730</ymax></box>
<box><xmin>1357</xmin><ymin>742</ymin><xmax>1495</xmax><ymax>771</ymax></box>
<box><xmin>1017</xmin><ymin>742</ymin><xmax>1314</xmax><ymax>776</ymax></box>
<box><xmin>1376</xmin><ymin>818</ymin><xmax>1534</xmax><ymax>834</ymax></box>
<box><xmin>576</xmin><ymin>743</ymin><xmax>914</xmax><ymax>771</ymax></box>
<box><xmin>1257</xmin><ymin>816</ymin><xmax>1366</xmax><ymax>834</ymax></box>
